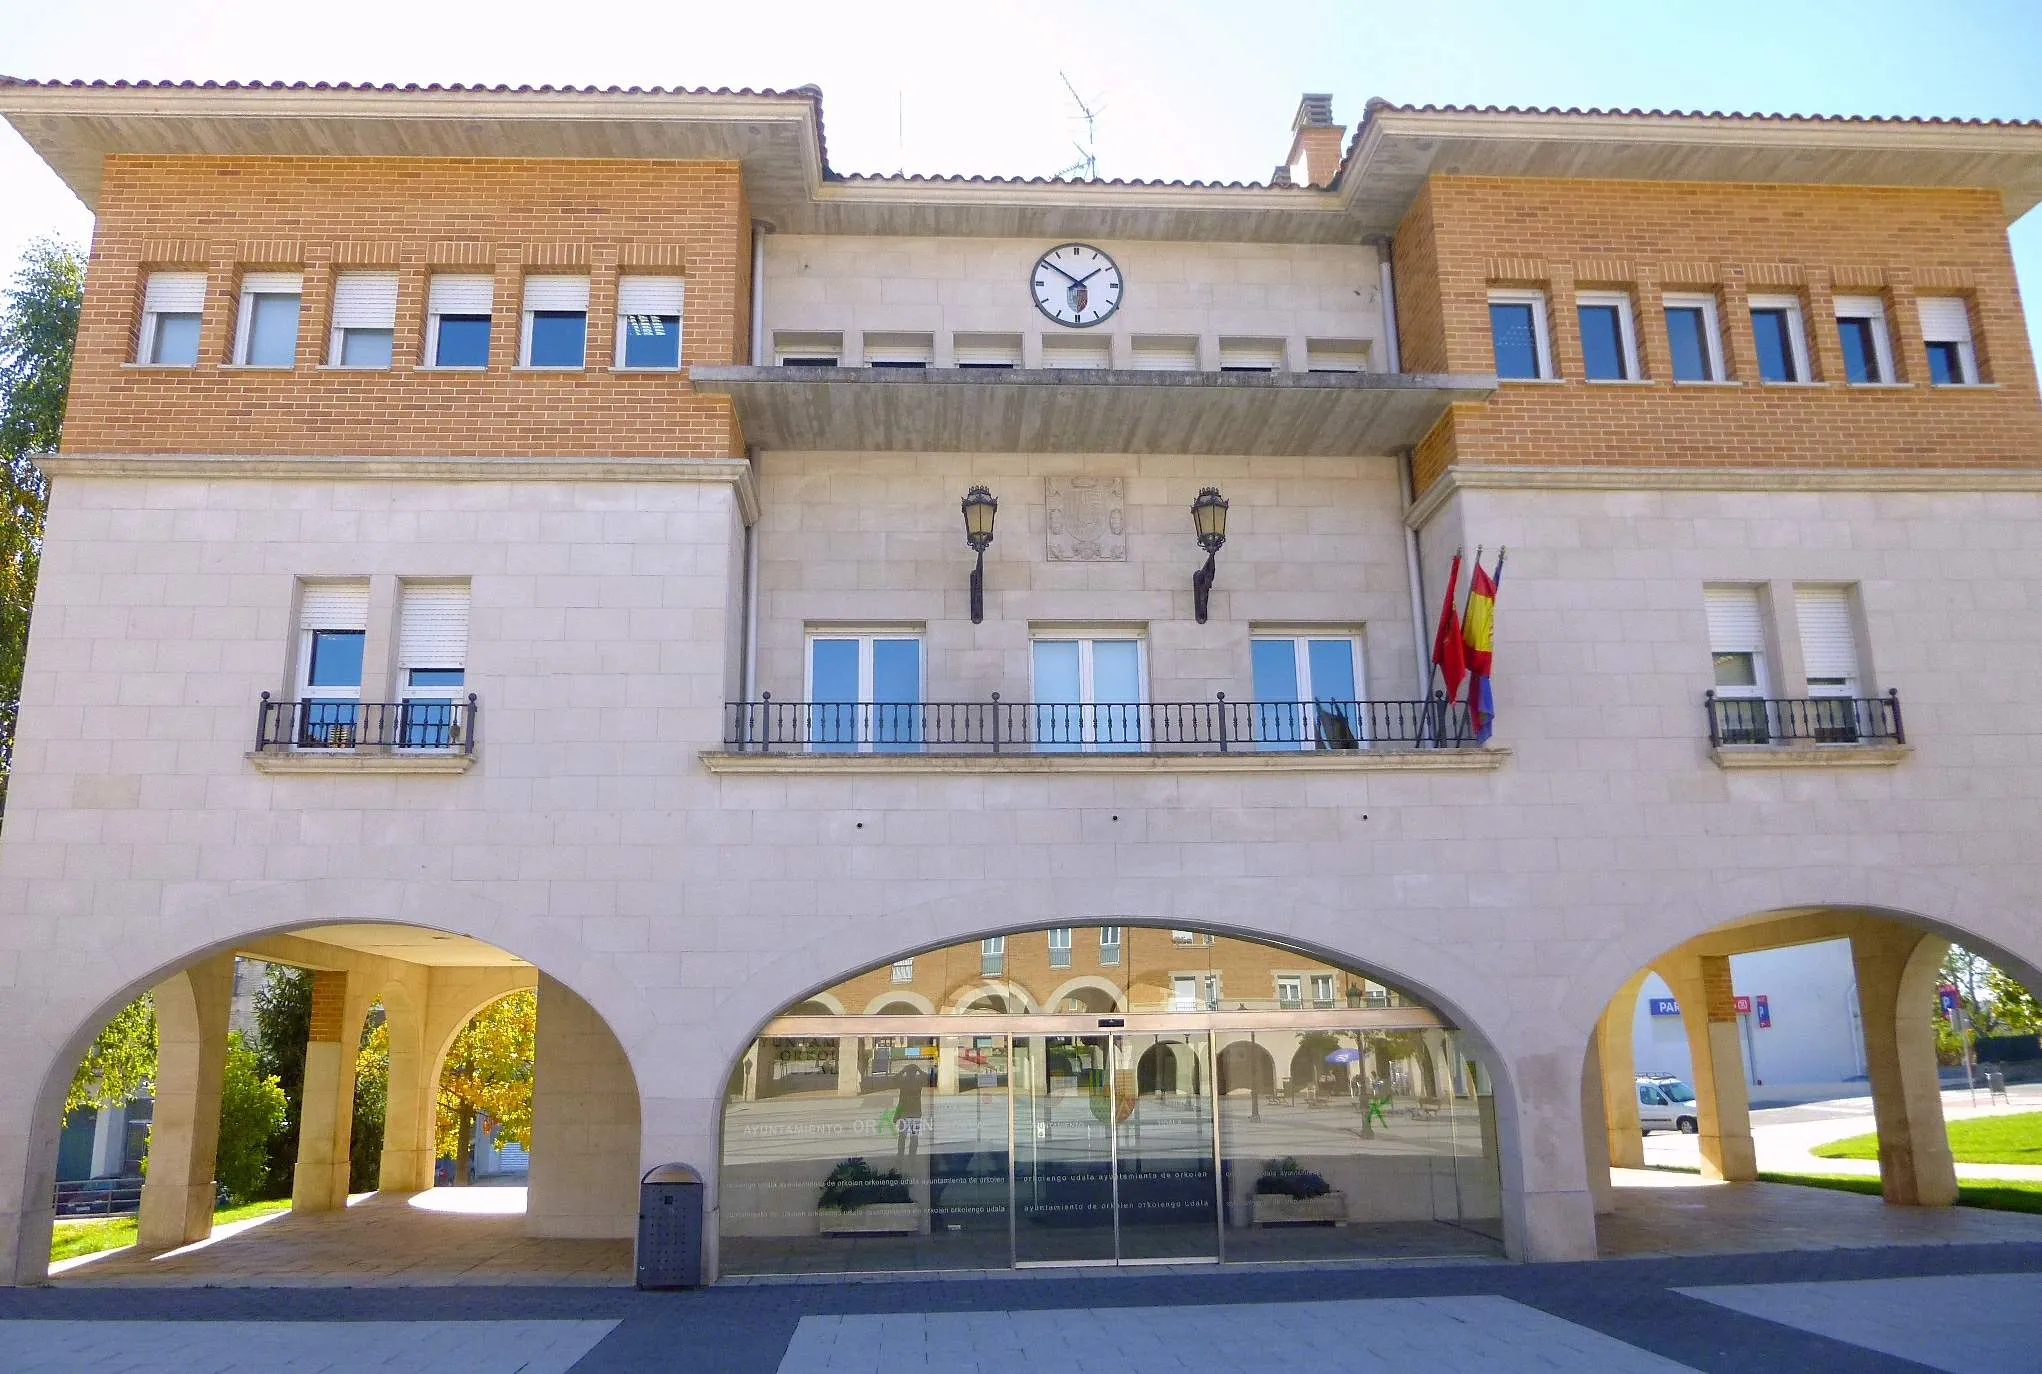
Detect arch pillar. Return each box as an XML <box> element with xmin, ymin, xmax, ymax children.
<box><xmin>1596</xmin><ymin>970</ymin><xmax>1648</xmax><ymax>1168</ymax></box>
<box><xmin>1852</xmin><ymin>928</ymin><xmax>1958</xmax><ymax>1206</ymax></box>
<box><xmin>376</xmin><ymin>970</ymin><xmax>435</xmax><ymax>1193</ymax></box>
<box><xmin>1494</xmin><ymin>1036</ymin><xmax>1599</xmax><ymax>1261</ymax></box>
<box><xmin>1580</xmin><ymin>1034</ymin><xmax>1614</xmax><ymax>1215</ymax></box>
<box><xmin>1656</xmin><ymin>953</ymin><xmax>1755</xmax><ymax>1181</ymax></box>
<box><xmin>527</xmin><ymin>973</ymin><xmax>640</xmax><ymax>1238</ymax></box>
<box><xmin>136</xmin><ymin>954</ymin><xmax>235</xmax><ymax>1251</ymax></box>
<box><xmin>292</xmin><ymin>969</ymin><xmax>370</xmax><ymax>1211</ymax></box>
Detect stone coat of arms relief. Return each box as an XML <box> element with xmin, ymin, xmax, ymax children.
<box><xmin>1045</xmin><ymin>477</ymin><xmax>1127</xmax><ymax>562</ymax></box>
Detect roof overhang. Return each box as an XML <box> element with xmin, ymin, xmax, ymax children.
<box><xmin>690</xmin><ymin>366</ymin><xmax>1494</xmax><ymax>456</ymax></box>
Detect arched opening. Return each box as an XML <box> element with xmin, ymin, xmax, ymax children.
<box><xmin>37</xmin><ymin>921</ymin><xmax>640</xmax><ymax>1287</ymax></box>
<box><xmin>719</xmin><ymin>923</ymin><xmax>1503</xmax><ymax>1275</ymax></box>
<box><xmin>1586</xmin><ymin>905</ymin><xmax>2042</xmax><ymax>1259</ymax></box>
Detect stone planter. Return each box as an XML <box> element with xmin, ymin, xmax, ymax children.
<box><xmin>1252</xmin><ymin>1191</ymin><xmax>1348</xmax><ymax>1226</ymax></box>
<box><xmin>818</xmin><ymin>1201</ymin><xmax>921</xmax><ymax>1236</ymax></box>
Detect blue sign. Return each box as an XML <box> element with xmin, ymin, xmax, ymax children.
<box><xmin>1755</xmin><ymin>994</ymin><xmax>1771</xmax><ymax>1029</ymax></box>
<box><xmin>1648</xmin><ymin>997</ymin><xmax>1681</xmax><ymax>1017</ymax></box>
<box><xmin>1939</xmin><ymin>985</ymin><xmax>1959</xmax><ymax>1018</ymax></box>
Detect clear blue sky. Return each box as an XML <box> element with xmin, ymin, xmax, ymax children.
<box><xmin>4</xmin><ymin>0</ymin><xmax>2041</xmax><ymax>376</ymax></box>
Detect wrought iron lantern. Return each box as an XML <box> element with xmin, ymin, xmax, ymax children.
<box><xmin>961</xmin><ymin>485</ymin><xmax>998</xmax><ymax>623</ymax></box>
<box><xmin>1190</xmin><ymin>486</ymin><xmax>1229</xmax><ymax>623</ymax></box>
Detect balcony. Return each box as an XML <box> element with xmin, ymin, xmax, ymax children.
<box><xmin>1705</xmin><ymin>689</ymin><xmax>1911</xmax><ymax>768</ymax></box>
<box><xmin>703</xmin><ymin>696</ymin><xmax>1509</xmax><ymax>776</ymax></box>
<box><xmin>248</xmin><ymin>693</ymin><xmax>479</xmax><ymax>774</ymax></box>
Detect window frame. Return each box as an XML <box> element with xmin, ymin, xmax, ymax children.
<box><xmin>137</xmin><ymin>270</ymin><xmax>206</xmax><ymax>367</ymax></box>
<box><xmin>232</xmin><ymin>273</ymin><xmax>304</xmax><ymax>369</ymax></box>
<box><xmin>1098</xmin><ymin>926</ymin><xmax>1122</xmax><ymax>966</ymax></box>
<box><xmin>1917</xmin><ymin>296</ymin><xmax>1980</xmax><ymax>385</ymax></box>
<box><xmin>1486</xmin><ymin>287</ymin><xmax>1553</xmax><ymax>380</ymax></box>
<box><xmin>1250</xmin><ymin>632</ymin><xmax>1367</xmax><ymax>750</ymax></box>
<box><xmin>1310</xmin><ymin>972</ymin><xmax>1336</xmax><ymax>1008</ymax></box>
<box><xmin>1747</xmin><ymin>293</ymin><xmax>1813</xmax><ymax>383</ymax></box>
<box><xmin>614</xmin><ymin>275</ymin><xmax>685</xmax><ymax>371</ymax></box>
<box><xmin>327</xmin><ymin>270</ymin><xmax>399</xmax><ymax>370</ymax></box>
<box><xmin>424</xmin><ymin>274</ymin><xmax>495</xmax><ymax>369</ymax></box>
<box><xmin>1574</xmin><ymin>289</ymin><xmax>1640</xmax><ymax>382</ymax></box>
<box><xmin>804</xmin><ymin>629</ymin><xmax>926</xmax><ymax>754</ymax></box>
<box><xmin>1029</xmin><ymin>632</ymin><xmax>1148</xmax><ymax>752</ymax></box>
<box><xmin>519</xmin><ymin>276</ymin><xmax>591</xmax><ymax>370</ymax></box>
<box><xmin>1047</xmin><ymin>927</ymin><xmax>1073</xmax><ymax>969</ymax></box>
<box><xmin>1275</xmin><ymin>975</ymin><xmax>1303</xmax><ymax>1010</ymax></box>
<box><xmin>979</xmin><ymin>937</ymin><xmax>1006</xmax><ymax>977</ymax></box>
<box><xmin>1661</xmin><ymin>292</ymin><xmax>1726</xmax><ymax>383</ymax></box>
<box><xmin>890</xmin><ymin>959</ymin><xmax>914</xmax><ymax>984</ymax></box>
<box><xmin>1832</xmin><ymin>295</ymin><xmax>1895</xmax><ymax>386</ymax></box>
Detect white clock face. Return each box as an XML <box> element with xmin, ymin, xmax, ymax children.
<box><xmin>1030</xmin><ymin>243</ymin><xmax>1122</xmax><ymax>328</ymax></box>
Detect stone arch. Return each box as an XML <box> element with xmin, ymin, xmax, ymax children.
<box><xmin>1216</xmin><ymin>1040</ymin><xmax>1277</xmax><ymax>1097</ymax></box>
<box><xmin>861</xmin><ymin>991</ymin><xmax>936</xmax><ymax>1016</ymax></box>
<box><xmin>1042</xmin><ymin>975</ymin><xmax>1125</xmax><ymax>1014</ymax></box>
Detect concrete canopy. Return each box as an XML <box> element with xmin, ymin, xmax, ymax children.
<box><xmin>690</xmin><ymin>365</ymin><xmax>1495</xmax><ymax>455</ymax></box>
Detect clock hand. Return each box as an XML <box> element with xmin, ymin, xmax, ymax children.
<box><xmin>1041</xmin><ymin>259</ymin><xmax>1082</xmax><ymax>285</ymax></box>
<box><xmin>1072</xmin><ymin>266</ymin><xmax>1106</xmax><ymax>286</ymax></box>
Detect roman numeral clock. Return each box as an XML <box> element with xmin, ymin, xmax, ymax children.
<box><xmin>1030</xmin><ymin>243</ymin><xmax>1123</xmax><ymax>327</ymax></box>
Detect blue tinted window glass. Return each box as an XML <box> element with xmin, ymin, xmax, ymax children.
<box><xmin>408</xmin><ymin>668</ymin><xmax>465</xmax><ymax>686</ymax></box>
<box><xmin>434</xmin><ymin>315</ymin><xmax>491</xmax><ymax>367</ymax></box>
<box><xmin>622</xmin><ymin>314</ymin><xmax>681</xmax><ymax>369</ymax></box>
<box><xmin>151</xmin><ymin>313</ymin><xmax>200</xmax><ymax>366</ymax></box>
<box><xmin>1251</xmin><ymin>639</ymin><xmax>1304</xmax><ymax>751</ymax></box>
<box><xmin>1032</xmin><ymin>641</ymin><xmax>1081</xmax><ymax>751</ymax></box>
<box><xmin>400</xmin><ymin>701</ymin><xmax>456</xmax><ymax>749</ymax></box>
<box><xmin>1838</xmin><ymin>317</ymin><xmax>1878</xmax><ymax>383</ymax></box>
<box><xmin>340</xmin><ymin>329</ymin><xmax>393</xmax><ymax>368</ymax></box>
<box><xmin>1578</xmin><ymin>304</ymin><xmax>1626</xmax><ymax>380</ymax></box>
<box><xmin>245</xmin><ymin>294</ymin><xmax>300</xmax><ymax>367</ymax></box>
<box><xmin>1091</xmin><ymin>641</ymin><xmax>1142</xmax><ymax>751</ymax></box>
<box><xmin>809</xmin><ymin>638</ymin><xmax>859</xmax><ymax>752</ymax></box>
<box><xmin>1751</xmin><ymin>309</ymin><xmax>1797</xmax><ymax>382</ymax></box>
<box><xmin>1306</xmin><ymin>640</ymin><xmax>1357</xmax><ymax>702</ymax></box>
<box><xmin>528</xmin><ymin>311</ymin><xmax>586</xmax><ymax>367</ymax></box>
<box><xmin>1926</xmin><ymin>340</ymin><xmax>1963</xmax><ymax>385</ymax></box>
<box><xmin>307</xmin><ymin>630</ymin><xmax>364</xmax><ymax>689</ymax></box>
<box><xmin>1489</xmin><ymin>302</ymin><xmax>1540</xmax><ymax>378</ymax></box>
<box><xmin>871</xmin><ymin>639</ymin><xmax>921</xmax><ymax>753</ymax></box>
<box><xmin>1666</xmin><ymin>307</ymin><xmax>1710</xmax><ymax>381</ymax></box>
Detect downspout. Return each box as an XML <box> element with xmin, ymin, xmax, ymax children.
<box><xmin>739</xmin><ymin>223</ymin><xmax>768</xmax><ymax>711</ymax></box>
<box><xmin>1373</xmin><ymin>236</ymin><xmax>1429</xmax><ymax>697</ymax></box>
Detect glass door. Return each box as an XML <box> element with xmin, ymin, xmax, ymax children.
<box><xmin>1012</xmin><ymin>1034</ymin><xmax>1117</xmax><ymax>1263</ymax></box>
<box><xmin>1116</xmin><ymin>1032</ymin><xmax>1218</xmax><ymax>1261</ymax></box>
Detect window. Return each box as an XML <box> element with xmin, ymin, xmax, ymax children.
<box><xmin>1276</xmin><ymin>976</ymin><xmax>1302</xmax><ymax>1009</ymax></box>
<box><xmin>1487</xmin><ymin>289</ymin><xmax>1551</xmax><ymax>379</ymax></box>
<box><xmin>521</xmin><ymin>276</ymin><xmax>589</xmax><ymax>368</ymax></box>
<box><xmin>234</xmin><ymin>272</ymin><xmax>302</xmax><ymax>368</ymax></box>
<box><xmin>1662</xmin><ymin>292</ymin><xmax>1725</xmax><ymax>382</ymax></box>
<box><xmin>1575</xmin><ymin>290</ymin><xmax>1638</xmax><ymax>381</ymax></box>
<box><xmin>1040</xmin><ymin>337</ymin><xmax>1110</xmax><ymax>370</ymax></box>
<box><xmin>807</xmin><ymin>632</ymin><xmax>923</xmax><ymax>753</ymax></box>
<box><xmin>980</xmin><ymin>937</ymin><xmax>1006</xmax><ymax>977</ymax></box>
<box><xmin>397</xmin><ymin>582</ymin><xmax>469</xmax><ymax>748</ymax></box>
<box><xmin>1032</xmin><ymin>635</ymin><xmax>1144</xmax><ymax>751</ymax></box>
<box><xmin>1171</xmin><ymin>929</ymin><xmax>1197</xmax><ymax>944</ymax></box>
<box><xmin>1306</xmin><ymin>339</ymin><xmax>1368</xmax><ymax>373</ymax></box>
<box><xmin>1918</xmin><ymin>297</ymin><xmax>1979</xmax><ymax>385</ymax></box>
<box><xmin>953</xmin><ymin>333</ymin><xmax>1021</xmax><ymax>369</ymax></box>
<box><xmin>1747</xmin><ymin>294</ymin><xmax>1810</xmax><ymax>383</ymax></box>
<box><xmin>891</xmin><ymin>959</ymin><xmax>914</xmax><ymax>983</ymax></box>
<box><xmin>1833</xmin><ymin>296</ymin><xmax>1893</xmax><ymax>385</ymax></box>
<box><xmin>864</xmin><ymin>333</ymin><xmax>933</xmax><ymax>369</ymax></box>
<box><xmin>1171</xmin><ymin>975</ymin><xmax>1199</xmax><ymax>1011</ymax></box>
<box><xmin>1217</xmin><ymin>338</ymin><xmax>1283</xmax><ymax>372</ymax></box>
<box><xmin>329</xmin><ymin>271</ymin><xmax>398</xmax><ymax>368</ymax></box>
<box><xmin>426</xmin><ymin>274</ymin><xmax>494</xmax><ymax>367</ymax></box>
<box><xmin>1796</xmin><ymin>586</ymin><xmax>1864</xmax><ymax>742</ymax></box>
<box><xmin>138</xmin><ymin>271</ymin><xmax>205</xmax><ymax>365</ymax></box>
<box><xmin>1251</xmin><ymin>634</ymin><xmax>1363</xmax><ymax>749</ymax></box>
<box><xmin>1310</xmin><ymin>973</ymin><xmax>1336</xmax><ymax>1007</ymax></box>
<box><xmin>1099</xmin><ymin>926</ymin><xmax>1121</xmax><ymax>965</ymax></box>
<box><xmin>1705</xmin><ymin>585</ymin><xmax>1771</xmax><ymax>744</ymax></box>
<box><xmin>1047</xmin><ymin>928</ymin><xmax>1073</xmax><ymax>969</ymax></box>
<box><xmin>616</xmin><ymin>276</ymin><xmax>683</xmax><ymax>370</ymax></box>
<box><xmin>297</xmin><ymin>581</ymin><xmax>369</xmax><ymax>747</ymax></box>
<box><xmin>1130</xmin><ymin>336</ymin><xmax>1198</xmax><ymax>371</ymax></box>
<box><xmin>775</xmin><ymin>331</ymin><xmax>841</xmax><ymax>367</ymax></box>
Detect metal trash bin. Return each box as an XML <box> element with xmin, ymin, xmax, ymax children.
<box><xmin>637</xmin><ymin>1163</ymin><xmax>704</xmax><ymax>1289</ymax></box>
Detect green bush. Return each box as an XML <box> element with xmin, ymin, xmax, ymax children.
<box><xmin>1255</xmin><ymin>1156</ymin><xmax>1331</xmax><ymax>1199</ymax></box>
<box><xmin>818</xmin><ymin>1157</ymin><xmax>912</xmax><ymax>1211</ymax></box>
<box><xmin>215</xmin><ymin>1031</ymin><xmax>287</xmax><ymax>1204</ymax></box>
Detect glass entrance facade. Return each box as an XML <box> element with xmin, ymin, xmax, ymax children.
<box><xmin>719</xmin><ymin>928</ymin><xmax>1503</xmax><ymax>1275</ymax></box>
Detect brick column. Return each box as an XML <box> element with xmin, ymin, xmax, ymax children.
<box><xmin>1805</xmin><ymin>270</ymin><xmax>1844</xmax><ymax>385</ymax></box>
<box><xmin>291</xmin><ymin>970</ymin><xmax>358</xmax><ymax>1211</ymax></box>
<box><xmin>1657</xmin><ymin>953</ymin><xmax>1756</xmax><ymax>1181</ymax></box>
<box><xmin>136</xmin><ymin>955</ymin><xmax>235</xmax><ymax>1251</ymax></box>
<box><xmin>1719</xmin><ymin>266</ymin><xmax>1759</xmax><ymax>382</ymax></box>
<box><xmin>1634</xmin><ymin>268</ymin><xmax>1672</xmax><ymax>382</ymax></box>
<box><xmin>1852</xmin><ymin>928</ymin><xmax>1958</xmax><ymax>1206</ymax></box>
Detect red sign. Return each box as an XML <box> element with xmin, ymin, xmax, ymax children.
<box><xmin>1733</xmin><ymin>995</ymin><xmax>1752</xmax><ymax>1014</ymax></box>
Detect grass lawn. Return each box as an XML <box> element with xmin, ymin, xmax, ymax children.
<box><xmin>1755</xmin><ymin>1170</ymin><xmax>2042</xmax><ymax>1215</ymax></box>
<box><xmin>50</xmin><ymin>1198</ymin><xmax>290</xmax><ymax>1263</ymax></box>
<box><xmin>1812</xmin><ymin>1110</ymin><xmax>2042</xmax><ymax>1166</ymax></box>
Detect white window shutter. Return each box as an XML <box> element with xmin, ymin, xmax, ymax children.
<box><xmin>300</xmin><ymin>581</ymin><xmax>370</xmax><ymax>631</ymax></box>
<box><xmin>1219</xmin><ymin>339</ymin><xmax>1284</xmax><ymax>369</ymax></box>
<box><xmin>143</xmin><ymin>271</ymin><xmax>207</xmax><ymax>314</ymax></box>
<box><xmin>522</xmin><ymin>275</ymin><xmax>590</xmax><ymax>312</ymax></box>
<box><xmin>1832</xmin><ymin>294</ymin><xmax>1882</xmax><ymax>320</ymax></box>
<box><xmin>1795</xmin><ymin>587</ymin><xmax>1860</xmax><ymax>684</ymax></box>
<box><xmin>240</xmin><ymin>271</ymin><xmax>302</xmax><ymax>296</ymax></box>
<box><xmin>1131</xmin><ymin>339</ymin><xmax>1198</xmax><ymax>370</ymax></box>
<box><xmin>616</xmin><ymin>276</ymin><xmax>683</xmax><ymax>316</ymax></box>
<box><xmin>429</xmin><ymin>274</ymin><xmax>494</xmax><ymax>316</ymax></box>
<box><xmin>1916</xmin><ymin>297</ymin><xmax>1972</xmax><ymax>344</ymax></box>
<box><xmin>1704</xmin><ymin>586</ymin><xmax>1765</xmax><ymax>653</ymax></box>
<box><xmin>953</xmin><ymin>335</ymin><xmax>1021</xmax><ymax>366</ymax></box>
<box><xmin>331</xmin><ymin>272</ymin><xmax>399</xmax><ymax>329</ymax></box>
<box><xmin>399</xmin><ymin>583</ymin><xmax>470</xmax><ymax>669</ymax></box>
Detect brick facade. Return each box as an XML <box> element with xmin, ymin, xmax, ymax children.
<box><xmin>65</xmin><ymin>156</ymin><xmax>752</xmax><ymax>459</ymax></box>
<box><xmin>1395</xmin><ymin>176</ymin><xmax>2042</xmax><ymax>492</ymax></box>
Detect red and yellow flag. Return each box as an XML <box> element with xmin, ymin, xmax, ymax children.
<box><xmin>1461</xmin><ymin>552</ymin><xmax>1504</xmax><ymax>742</ymax></box>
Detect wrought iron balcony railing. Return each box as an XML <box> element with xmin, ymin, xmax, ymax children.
<box><xmin>1704</xmin><ymin>689</ymin><xmax>1903</xmax><ymax>748</ymax></box>
<box><xmin>723</xmin><ymin>695</ymin><xmax>1474</xmax><ymax>754</ymax></box>
<box><xmin>256</xmin><ymin>693</ymin><xmax>479</xmax><ymax>753</ymax></box>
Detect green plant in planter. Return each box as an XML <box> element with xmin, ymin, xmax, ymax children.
<box><xmin>1255</xmin><ymin>1156</ymin><xmax>1331</xmax><ymax>1200</ymax></box>
<box><xmin>818</xmin><ymin>1156</ymin><xmax>913</xmax><ymax>1212</ymax></box>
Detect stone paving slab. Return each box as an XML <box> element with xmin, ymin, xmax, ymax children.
<box><xmin>1</xmin><ymin>1318</ymin><xmax>619</xmax><ymax>1373</ymax></box>
<box><xmin>1680</xmin><ymin>1272</ymin><xmax>2042</xmax><ymax>1373</ymax></box>
<box><xmin>775</xmin><ymin>1296</ymin><xmax>1698</xmax><ymax>1373</ymax></box>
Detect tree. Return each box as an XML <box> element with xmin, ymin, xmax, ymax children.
<box><xmin>350</xmin><ymin>1009</ymin><xmax>388</xmax><ymax>1194</ymax></box>
<box><xmin>436</xmin><ymin>990</ymin><xmax>536</xmax><ymax>1183</ymax></box>
<box><xmin>216</xmin><ymin>1031</ymin><xmax>288</xmax><ymax>1203</ymax></box>
<box><xmin>253</xmin><ymin>965</ymin><xmax>313</xmax><ymax>1196</ymax></box>
<box><xmin>65</xmin><ymin>994</ymin><xmax>155</xmax><ymax>1117</ymax></box>
<box><xmin>1986</xmin><ymin>965</ymin><xmax>2042</xmax><ymax>1036</ymax></box>
<box><xmin>0</xmin><ymin>238</ymin><xmax>83</xmax><ymax>820</ymax></box>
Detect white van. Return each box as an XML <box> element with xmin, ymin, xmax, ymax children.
<box><xmin>1636</xmin><ymin>1074</ymin><xmax>1699</xmax><ymax>1135</ymax></box>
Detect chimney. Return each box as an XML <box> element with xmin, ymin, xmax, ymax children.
<box><xmin>1286</xmin><ymin>93</ymin><xmax>1346</xmax><ymax>188</ymax></box>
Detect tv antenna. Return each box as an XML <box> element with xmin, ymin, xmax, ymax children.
<box><xmin>1055</xmin><ymin>71</ymin><xmax>1102</xmax><ymax>180</ymax></box>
